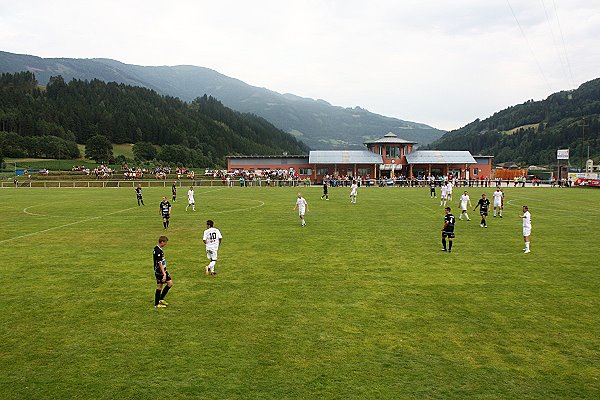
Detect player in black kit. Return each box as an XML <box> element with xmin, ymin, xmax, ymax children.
<box><xmin>441</xmin><ymin>207</ymin><xmax>455</xmax><ymax>252</ymax></box>
<box><xmin>473</xmin><ymin>193</ymin><xmax>491</xmax><ymax>228</ymax></box>
<box><xmin>429</xmin><ymin>180</ymin><xmax>436</xmax><ymax>198</ymax></box>
<box><xmin>171</xmin><ymin>182</ymin><xmax>177</xmax><ymax>202</ymax></box>
<box><xmin>153</xmin><ymin>235</ymin><xmax>173</xmax><ymax>308</ymax></box>
<box><xmin>321</xmin><ymin>181</ymin><xmax>329</xmax><ymax>200</ymax></box>
<box><xmin>135</xmin><ymin>184</ymin><xmax>145</xmax><ymax>206</ymax></box>
<box><xmin>159</xmin><ymin>197</ymin><xmax>172</xmax><ymax>229</ymax></box>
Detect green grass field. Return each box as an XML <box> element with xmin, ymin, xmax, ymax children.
<box><xmin>1</xmin><ymin>186</ymin><xmax>598</xmax><ymax>399</ymax></box>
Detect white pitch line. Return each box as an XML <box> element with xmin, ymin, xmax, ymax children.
<box><xmin>506</xmin><ymin>199</ymin><xmax>591</xmax><ymax>222</ymax></box>
<box><xmin>22</xmin><ymin>204</ymin><xmax>61</xmax><ymax>217</ymax></box>
<box><xmin>3</xmin><ymin>206</ymin><xmax>137</xmax><ymax>244</ymax></box>
<box><xmin>402</xmin><ymin>195</ymin><xmax>440</xmax><ymax>212</ymax></box>
<box><xmin>508</xmin><ymin>195</ymin><xmax>600</xmax><ymax>215</ymax></box>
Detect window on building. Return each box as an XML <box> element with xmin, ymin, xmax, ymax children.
<box><xmin>386</xmin><ymin>145</ymin><xmax>400</xmax><ymax>158</ymax></box>
<box><xmin>357</xmin><ymin>168</ymin><xmax>371</xmax><ymax>176</ymax></box>
<box><xmin>299</xmin><ymin>168</ymin><xmax>312</xmax><ymax>175</ymax></box>
<box><xmin>317</xmin><ymin>168</ymin><xmax>329</xmax><ymax>176</ymax></box>
<box><xmin>473</xmin><ymin>168</ymin><xmax>479</xmax><ymax>176</ymax></box>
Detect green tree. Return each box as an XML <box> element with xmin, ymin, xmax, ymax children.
<box><xmin>157</xmin><ymin>144</ymin><xmax>190</xmax><ymax>165</ymax></box>
<box><xmin>85</xmin><ymin>135</ymin><xmax>113</xmax><ymax>163</ymax></box>
<box><xmin>132</xmin><ymin>141</ymin><xmax>157</xmax><ymax>161</ymax></box>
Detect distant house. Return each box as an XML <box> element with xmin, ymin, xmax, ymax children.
<box><xmin>227</xmin><ymin>132</ymin><xmax>493</xmax><ymax>181</ymax></box>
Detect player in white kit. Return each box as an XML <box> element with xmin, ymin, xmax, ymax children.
<box><xmin>440</xmin><ymin>182</ymin><xmax>448</xmax><ymax>207</ymax></box>
<box><xmin>492</xmin><ymin>188</ymin><xmax>503</xmax><ymax>217</ymax></box>
<box><xmin>458</xmin><ymin>191</ymin><xmax>472</xmax><ymax>221</ymax></box>
<box><xmin>203</xmin><ymin>219</ymin><xmax>223</xmax><ymax>275</ymax></box>
<box><xmin>446</xmin><ymin>180</ymin><xmax>454</xmax><ymax>201</ymax></box>
<box><xmin>520</xmin><ymin>206</ymin><xmax>532</xmax><ymax>253</ymax></box>
<box><xmin>350</xmin><ymin>181</ymin><xmax>358</xmax><ymax>204</ymax></box>
<box><xmin>293</xmin><ymin>192</ymin><xmax>308</xmax><ymax>227</ymax></box>
<box><xmin>186</xmin><ymin>186</ymin><xmax>196</xmax><ymax>211</ymax></box>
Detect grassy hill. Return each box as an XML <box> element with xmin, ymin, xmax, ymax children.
<box><xmin>74</xmin><ymin>143</ymin><xmax>134</xmax><ymax>159</ymax></box>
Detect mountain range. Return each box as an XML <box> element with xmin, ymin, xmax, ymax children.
<box><xmin>0</xmin><ymin>51</ymin><xmax>445</xmax><ymax>150</ymax></box>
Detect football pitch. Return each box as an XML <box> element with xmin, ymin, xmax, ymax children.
<box><xmin>1</xmin><ymin>185</ymin><xmax>599</xmax><ymax>399</ymax></box>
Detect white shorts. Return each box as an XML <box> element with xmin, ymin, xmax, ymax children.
<box><xmin>460</xmin><ymin>203</ymin><xmax>468</xmax><ymax>211</ymax></box>
<box><xmin>188</xmin><ymin>198</ymin><xmax>195</xmax><ymax>204</ymax></box>
<box><xmin>206</xmin><ymin>248</ymin><xmax>219</xmax><ymax>261</ymax></box>
<box><xmin>298</xmin><ymin>208</ymin><xmax>305</xmax><ymax>216</ymax></box>
<box><xmin>523</xmin><ymin>228</ymin><xmax>531</xmax><ymax>237</ymax></box>
<box><xmin>494</xmin><ymin>200</ymin><xmax>502</xmax><ymax>207</ymax></box>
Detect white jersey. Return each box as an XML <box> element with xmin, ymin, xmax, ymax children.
<box><xmin>522</xmin><ymin>211</ymin><xmax>531</xmax><ymax>229</ymax></box>
<box><xmin>350</xmin><ymin>183</ymin><xmax>358</xmax><ymax>196</ymax></box>
<box><xmin>203</xmin><ymin>227</ymin><xmax>222</xmax><ymax>250</ymax></box>
<box><xmin>187</xmin><ymin>189</ymin><xmax>195</xmax><ymax>203</ymax></box>
<box><xmin>446</xmin><ymin>182</ymin><xmax>453</xmax><ymax>193</ymax></box>
<box><xmin>296</xmin><ymin>197</ymin><xmax>307</xmax><ymax>215</ymax></box>
<box><xmin>460</xmin><ymin>194</ymin><xmax>470</xmax><ymax>210</ymax></box>
<box><xmin>440</xmin><ymin>184</ymin><xmax>448</xmax><ymax>198</ymax></box>
<box><xmin>493</xmin><ymin>190</ymin><xmax>503</xmax><ymax>206</ymax></box>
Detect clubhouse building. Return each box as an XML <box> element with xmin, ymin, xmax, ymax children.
<box><xmin>227</xmin><ymin>132</ymin><xmax>493</xmax><ymax>182</ymax></box>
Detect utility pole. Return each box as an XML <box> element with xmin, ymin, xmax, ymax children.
<box><xmin>578</xmin><ymin>118</ymin><xmax>589</xmax><ymax>171</ymax></box>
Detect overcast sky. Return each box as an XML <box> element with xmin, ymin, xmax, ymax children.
<box><xmin>1</xmin><ymin>0</ymin><xmax>599</xmax><ymax>130</ymax></box>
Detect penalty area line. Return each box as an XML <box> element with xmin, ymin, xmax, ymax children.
<box><xmin>2</xmin><ymin>206</ymin><xmax>137</xmax><ymax>245</ymax></box>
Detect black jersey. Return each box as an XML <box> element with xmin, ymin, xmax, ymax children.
<box><xmin>160</xmin><ymin>201</ymin><xmax>171</xmax><ymax>216</ymax></box>
<box><xmin>153</xmin><ymin>245</ymin><xmax>167</xmax><ymax>274</ymax></box>
<box><xmin>443</xmin><ymin>213</ymin><xmax>455</xmax><ymax>232</ymax></box>
<box><xmin>323</xmin><ymin>183</ymin><xmax>328</xmax><ymax>193</ymax></box>
<box><xmin>172</xmin><ymin>185</ymin><xmax>177</xmax><ymax>195</ymax></box>
<box><xmin>135</xmin><ymin>187</ymin><xmax>143</xmax><ymax>198</ymax></box>
<box><xmin>476</xmin><ymin>198</ymin><xmax>490</xmax><ymax>213</ymax></box>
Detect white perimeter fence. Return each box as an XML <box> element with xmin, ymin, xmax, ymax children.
<box><xmin>1</xmin><ymin>180</ymin><xmax>312</xmax><ymax>189</ymax></box>
<box><xmin>1</xmin><ymin>179</ymin><xmax>561</xmax><ymax>189</ymax></box>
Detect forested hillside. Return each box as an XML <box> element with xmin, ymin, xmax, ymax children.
<box><xmin>428</xmin><ymin>78</ymin><xmax>600</xmax><ymax>166</ymax></box>
<box><xmin>0</xmin><ymin>51</ymin><xmax>445</xmax><ymax>149</ymax></box>
<box><xmin>0</xmin><ymin>72</ymin><xmax>308</xmax><ymax>166</ymax></box>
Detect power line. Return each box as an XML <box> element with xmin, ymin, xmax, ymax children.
<box><xmin>506</xmin><ymin>0</ymin><xmax>553</xmax><ymax>92</ymax></box>
<box><xmin>552</xmin><ymin>0</ymin><xmax>576</xmax><ymax>87</ymax></box>
<box><xmin>540</xmin><ymin>0</ymin><xmax>569</xmax><ymax>86</ymax></box>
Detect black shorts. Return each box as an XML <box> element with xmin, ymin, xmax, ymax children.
<box><xmin>162</xmin><ymin>214</ymin><xmax>170</xmax><ymax>219</ymax></box>
<box><xmin>442</xmin><ymin>231</ymin><xmax>455</xmax><ymax>238</ymax></box>
<box><xmin>155</xmin><ymin>271</ymin><xmax>172</xmax><ymax>284</ymax></box>
<box><xmin>480</xmin><ymin>211</ymin><xmax>488</xmax><ymax>216</ymax></box>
